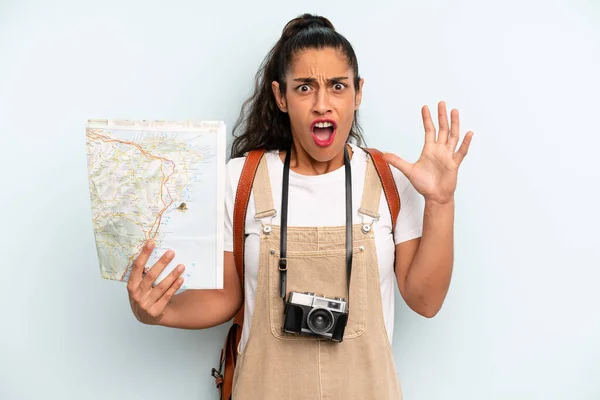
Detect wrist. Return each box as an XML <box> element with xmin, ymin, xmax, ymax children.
<box><xmin>154</xmin><ymin>306</ymin><xmax>173</xmax><ymax>327</ymax></box>
<box><xmin>425</xmin><ymin>196</ymin><xmax>455</xmax><ymax>210</ymax></box>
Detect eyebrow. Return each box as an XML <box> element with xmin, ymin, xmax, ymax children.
<box><xmin>293</xmin><ymin>76</ymin><xmax>349</xmax><ymax>83</ymax></box>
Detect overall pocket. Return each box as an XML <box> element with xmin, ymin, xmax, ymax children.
<box><xmin>267</xmin><ymin>247</ymin><xmax>367</xmax><ymax>340</ymax></box>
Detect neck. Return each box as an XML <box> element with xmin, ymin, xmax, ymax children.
<box><xmin>281</xmin><ymin>140</ymin><xmax>352</xmax><ymax>176</ymax></box>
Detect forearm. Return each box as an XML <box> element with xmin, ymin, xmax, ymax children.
<box><xmin>402</xmin><ymin>197</ymin><xmax>455</xmax><ymax>317</ymax></box>
<box><xmin>157</xmin><ymin>288</ymin><xmax>242</xmax><ymax>330</ymax></box>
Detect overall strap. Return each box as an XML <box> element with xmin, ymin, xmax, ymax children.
<box><xmin>358</xmin><ymin>153</ymin><xmax>383</xmax><ymax>221</ymax></box>
<box><xmin>252</xmin><ymin>154</ymin><xmax>277</xmax><ymax>220</ymax></box>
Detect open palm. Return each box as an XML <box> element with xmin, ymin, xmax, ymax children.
<box><xmin>382</xmin><ymin>101</ymin><xmax>473</xmax><ymax>204</ymax></box>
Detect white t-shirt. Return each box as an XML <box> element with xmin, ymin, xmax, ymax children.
<box><xmin>224</xmin><ymin>143</ymin><xmax>424</xmax><ymax>352</ymax></box>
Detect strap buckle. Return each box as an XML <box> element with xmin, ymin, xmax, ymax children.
<box><xmin>279</xmin><ymin>258</ymin><xmax>287</xmax><ymax>271</ymax></box>
<box><xmin>211</xmin><ymin>367</ymin><xmax>224</xmax><ymax>388</ymax></box>
<box><xmin>255</xmin><ymin>209</ymin><xmax>277</xmax><ymax>220</ymax></box>
<box><xmin>358</xmin><ymin>208</ymin><xmax>380</xmax><ymax>221</ymax></box>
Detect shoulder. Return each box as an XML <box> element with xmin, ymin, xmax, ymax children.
<box><xmin>360</xmin><ymin>145</ymin><xmax>412</xmax><ymax>195</ymax></box>
<box><xmin>225</xmin><ymin>149</ymin><xmax>279</xmax><ymax>188</ymax></box>
<box><xmin>225</xmin><ymin>154</ymin><xmax>247</xmax><ymax>187</ymax></box>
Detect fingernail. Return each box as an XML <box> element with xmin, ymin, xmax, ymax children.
<box><xmin>147</xmin><ymin>240</ymin><xmax>155</xmax><ymax>250</ymax></box>
<box><xmin>177</xmin><ymin>265</ymin><xmax>185</xmax><ymax>272</ymax></box>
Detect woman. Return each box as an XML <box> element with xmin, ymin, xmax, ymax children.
<box><xmin>126</xmin><ymin>13</ymin><xmax>473</xmax><ymax>399</ymax></box>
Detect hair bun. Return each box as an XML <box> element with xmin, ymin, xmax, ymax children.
<box><xmin>281</xmin><ymin>14</ymin><xmax>335</xmax><ymax>40</ymax></box>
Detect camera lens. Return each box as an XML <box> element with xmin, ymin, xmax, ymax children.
<box><xmin>307</xmin><ymin>308</ymin><xmax>334</xmax><ymax>334</ymax></box>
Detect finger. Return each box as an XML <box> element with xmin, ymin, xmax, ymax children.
<box><xmin>437</xmin><ymin>101</ymin><xmax>449</xmax><ymax>144</ymax></box>
<box><xmin>422</xmin><ymin>105</ymin><xmax>436</xmax><ymax>144</ymax></box>
<box><xmin>127</xmin><ymin>239</ymin><xmax>155</xmax><ymax>292</ymax></box>
<box><xmin>147</xmin><ymin>264</ymin><xmax>185</xmax><ymax>304</ymax></box>
<box><xmin>150</xmin><ymin>276</ymin><xmax>185</xmax><ymax>319</ymax></box>
<box><xmin>448</xmin><ymin>109</ymin><xmax>460</xmax><ymax>151</ymax></box>
<box><xmin>382</xmin><ymin>152</ymin><xmax>413</xmax><ymax>178</ymax></box>
<box><xmin>454</xmin><ymin>131</ymin><xmax>474</xmax><ymax>165</ymax></box>
<box><xmin>139</xmin><ymin>249</ymin><xmax>175</xmax><ymax>293</ymax></box>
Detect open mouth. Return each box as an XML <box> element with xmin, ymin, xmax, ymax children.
<box><xmin>311</xmin><ymin>119</ymin><xmax>337</xmax><ymax>147</ymax></box>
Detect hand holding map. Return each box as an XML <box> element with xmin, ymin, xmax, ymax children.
<box><xmin>126</xmin><ymin>239</ymin><xmax>184</xmax><ymax>324</ymax></box>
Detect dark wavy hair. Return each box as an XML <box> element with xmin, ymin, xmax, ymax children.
<box><xmin>229</xmin><ymin>13</ymin><xmax>365</xmax><ymax>159</ymax></box>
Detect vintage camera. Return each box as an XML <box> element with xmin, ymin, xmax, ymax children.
<box><xmin>282</xmin><ymin>291</ymin><xmax>349</xmax><ymax>342</ymax></box>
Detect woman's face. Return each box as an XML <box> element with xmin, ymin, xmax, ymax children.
<box><xmin>272</xmin><ymin>47</ymin><xmax>363</xmax><ymax>163</ymax></box>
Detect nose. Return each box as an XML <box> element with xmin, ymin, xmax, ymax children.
<box><xmin>312</xmin><ymin>87</ymin><xmax>331</xmax><ymax>115</ymax></box>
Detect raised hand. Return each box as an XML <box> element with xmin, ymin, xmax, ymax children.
<box><xmin>382</xmin><ymin>101</ymin><xmax>473</xmax><ymax>204</ymax></box>
<box><xmin>126</xmin><ymin>240</ymin><xmax>185</xmax><ymax>325</ymax></box>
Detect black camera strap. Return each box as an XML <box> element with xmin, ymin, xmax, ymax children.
<box><xmin>279</xmin><ymin>144</ymin><xmax>353</xmax><ymax>309</ymax></box>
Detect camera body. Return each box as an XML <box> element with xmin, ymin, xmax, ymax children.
<box><xmin>282</xmin><ymin>291</ymin><xmax>349</xmax><ymax>342</ymax></box>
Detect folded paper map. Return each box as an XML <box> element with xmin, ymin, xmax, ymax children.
<box><xmin>86</xmin><ymin>119</ymin><xmax>225</xmax><ymax>290</ymax></box>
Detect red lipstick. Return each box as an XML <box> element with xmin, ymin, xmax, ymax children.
<box><xmin>311</xmin><ymin>118</ymin><xmax>337</xmax><ymax>147</ymax></box>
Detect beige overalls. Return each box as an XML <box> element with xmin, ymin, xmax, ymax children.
<box><xmin>232</xmin><ymin>153</ymin><xmax>403</xmax><ymax>400</ymax></box>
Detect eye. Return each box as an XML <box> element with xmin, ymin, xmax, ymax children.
<box><xmin>333</xmin><ymin>82</ymin><xmax>347</xmax><ymax>91</ymax></box>
<box><xmin>297</xmin><ymin>84</ymin><xmax>311</xmax><ymax>92</ymax></box>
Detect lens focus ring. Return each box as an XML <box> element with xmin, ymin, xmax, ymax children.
<box><xmin>307</xmin><ymin>308</ymin><xmax>334</xmax><ymax>334</ymax></box>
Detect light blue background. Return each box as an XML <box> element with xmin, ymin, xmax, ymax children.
<box><xmin>1</xmin><ymin>0</ymin><xmax>599</xmax><ymax>399</ymax></box>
